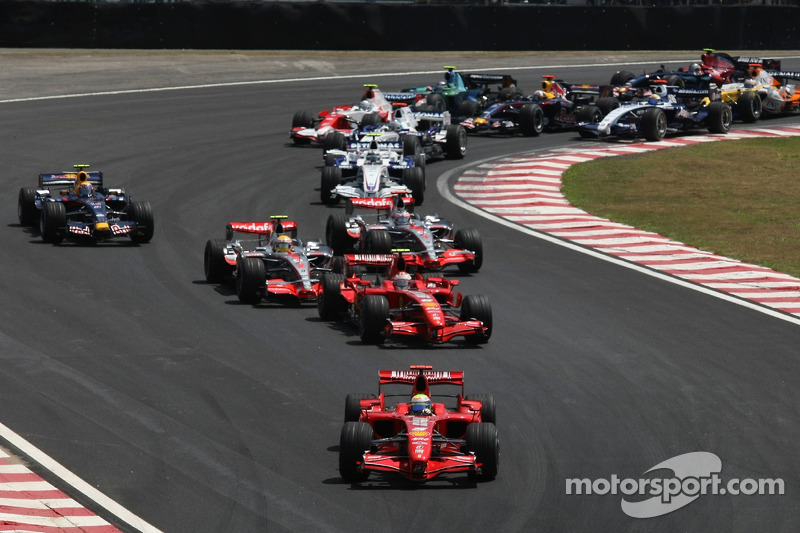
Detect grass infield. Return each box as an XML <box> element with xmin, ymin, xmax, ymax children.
<box><xmin>561</xmin><ymin>136</ymin><xmax>800</xmax><ymax>279</ymax></box>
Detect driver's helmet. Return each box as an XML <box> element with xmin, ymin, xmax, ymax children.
<box><xmin>275</xmin><ymin>234</ymin><xmax>293</xmax><ymax>253</ymax></box>
<box><xmin>365</xmin><ymin>152</ymin><xmax>382</xmax><ymax>164</ymax></box>
<box><xmin>410</xmin><ymin>393</ymin><xmax>432</xmax><ymax>415</ymax></box>
<box><xmin>533</xmin><ymin>90</ymin><xmax>547</xmax><ymax>100</ymax></box>
<box><xmin>690</xmin><ymin>63</ymin><xmax>702</xmax><ymax>75</ymax></box>
<box><xmin>647</xmin><ymin>93</ymin><xmax>661</xmax><ymax>105</ymax></box>
<box><xmin>392</xmin><ymin>209</ymin><xmax>412</xmax><ymax>226</ymax></box>
<box><xmin>393</xmin><ymin>271</ymin><xmax>412</xmax><ymax>290</ymax></box>
<box><xmin>77</xmin><ymin>182</ymin><xmax>94</xmax><ymax>198</ymax></box>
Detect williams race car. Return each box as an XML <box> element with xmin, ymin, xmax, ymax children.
<box><xmin>17</xmin><ymin>164</ymin><xmax>154</xmax><ymax>244</ymax></box>
<box><xmin>339</xmin><ymin>365</ymin><xmax>498</xmax><ymax>483</ymax></box>
<box><xmin>317</xmin><ymin>253</ymin><xmax>491</xmax><ymax>344</ymax></box>
<box><xmin>204</xmin><ymin>215</ymin><xmax>335</xmax><ymax>305</ymax></box>
<box><xmin>325</xmin><ymin>196</ymin><xmax>482</xmax><ymax>273</ymax></box>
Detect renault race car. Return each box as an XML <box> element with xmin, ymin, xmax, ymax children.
<box><xmin>324</xmin><ymin>196</ymin><xmax>482</xmax><ymax>273</ymax></box>
<box><xmin>290</xmin><ymin>84</ymin><xmax>393</xmax><ymax>145</ymax></box>
<box><xmin>203</xmin><ymin>215</ymin><xmax>335</xmax><ymax>305</ymax></box>
<box><xmin>724</xmin><ymin>62</ymin><xmax>800</xmax><ymax>117</ymax></box>
<box><xmin>320</xmin><ymin>137</ymin><xmax>426</xmax><ymax>206</ymax></box>
<box><xmin>17</xmin><ymin>164</ymin><xmax>154</xmax><ymax>244</ymax></box>
<box><xmin>317</xmin><ymin>253</ymin><xmax>491</xmax><ymax>345</ymax></box>
<box><xmin>578</xmin><ymin>82</ymin><xmax>732</xmax><ymax>142</ymax></box>
<box><xmin>338</xmin><ymin>365</ymin><xmax>498</xmax><ymax>483</ymax></box>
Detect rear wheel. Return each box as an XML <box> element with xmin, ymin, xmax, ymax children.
<box><xmin>320</xmin><ymin>166</ymin><xmax>342</xmax><ymax>205</ymax></box>
<box><xmin>609</xmin><ymin>70</ymin><xmax>635</xmax><ymax>86</ymax></box>
<box><xmin>400</xmin><ymin>134</ymin><xmax>422</xmax><ymax>157</ymax></box>
<box><xmin>326</xmin><ymin>213</ymin><xmax>357</xmax><ymax>255</ymax></box>
<box><xmin>339</xmin><ymin>421</ymin><xmax>374</xmax><ymax>483</ymax></box>
<box><xmin>360</xmin><ymin>112</ymin><xmax>383</xmax><ymax>126</ymax></box>
<box><xmin>461</xmin><ymin>294</ymin><xmax>492</xmax><ymax>344</ymax></box>
<box><xmin>597</xmin><ymin>97</ymin><xmax>621</xmax><ymax>115</ymax></box>
<box><xmin>359</xmin><ymin>294</ymin><xmax>389</xmax><ymax>344</ymax></box>
<box><xmin>318</xmin><ymin>272</ymin><xmax>346</xmax><ymax>320</ymax></box>
<box><xmin>444</xmin><ymin>124</ymin><xmax>467</xmax><ymax>159</ymax></box>
<box><xmin>236</xmin><ymin>257</ymin><xmax>265</xmax><ymax>304</ymax></box>
<box><xmin>18</xmin><ymin>187</ymin><xmax>38</xmax><ymax>226</ymax></box>
<box><xmin>519</xmin><ymin>104</ymin><xmax>544</xmax><ymax>136</ymax></box>
<box><xmin>402</xmin><ymin>167</ymin><xmax>425</xmax><ymax>206</ymax></box>
<box><xmin>426</xmin><ymin>93</ymin><xmax>446</xmax><ymax>111</ymax></box>
<box><xmin>324</xmin><ymin>131</ymin><xmax>347</xmax><ymax>152</ymax></box>
<box><xmin>737</xmin><ymin>91</ymin><xmax>762</xmax><ymax>123</ymax></box>
<box><xmin>641</xmin><ymin>107</ymin><xmax>667</xmax><ymax>141</ymax></box>
<box><xmin>128</xmin><ymin>200</ymin><xmax>154</xmax><ymax>243</ymax></box>
<box><xmin>466</xmin><ymin>423</ymin><xmax>499</xmax><ymax>481</ymax></box>
<box><xmin>204</xmin><ymin>239</ymin><xmax>233</xmax><ymax>283</ymax></box>
<box><xmin>365</xmin><ymin>229</ymin><xmax>392</xmax><ymax>254</ymax></box>
<box><xmin>40</xmin><ymin>201</ymin><xmax>65</xmax><ymax>244</ymax></box>
<box><xmin>466</xmin><ymin>394</ymin><xmax>496</xmax><ymax>424</ymax></box>
<box><xmin>707</xmin><ymin>101</ymin><xmax>733</xmax><ymax>134</ymax></box>
<box><xmin>457</xmin><ymin>99</ymin><xmax>481</xmax><ymax>118</ymax></box>
<box><xmin>454</xmin><ymin>228</ymin><xmax>483</xmax><ymax>272</ymax></box>
<box><xmin>345</xmin><ymin>393</ymin><xmax>376</xmax><ymax>422</ymax></box>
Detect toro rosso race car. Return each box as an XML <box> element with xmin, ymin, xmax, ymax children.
<box><xmin>290</xmin><ymin>84</ymin><xmax>393</xmax><ymax>146</ymax></box>
<box><xmin>317</xmin><ymin>253</ymin><xmax>491</xmax><ymax>345</ymax></box>
<box><xmin>578</xmin><ymin>82</ymin><xmax>732</xmax><ymax>142</ymax></box>
<box><xmin>320</xmin><ymin>137</ymin><xmax>426</xmax><ymax>206</ymax></box>
<box><xmin>339</xmin><ymin>365</ymin><xmax>498</xmax><ymax>483</ymax></box>
<box><xmin>203</xmin><ymin>215</ymin><xmax>335</xmax><ymax>305</ymax></box>
<box><xmin>17</xmin><ymin>164</ymin><xmax>154</xmax><ymax>244</ymax></box>
<box><xmin>325</xmin><ymin>196</ymin><xmax>482</xmax><ymax>273</ymax></box>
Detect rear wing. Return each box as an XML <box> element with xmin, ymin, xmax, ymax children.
<box><xmin>383</xmin><ymin>92</ymin><xmax>420</xmax><ymax>104</ymax></box>
<box><xmin>225</xmin><ymin>219</ymin><xmax>298</xmax><ymax>239</ymax></box>
<box><xmin>378</xmin><ymin>366</ymin><xmax>465</xmax><ymax>398</ymax></box>
<box><xmin>768</xmin><ymin>70</ymin><xmax>800</xmax><ymax>82</ymax></box>
<box><xmin>344</xmin><ymin>253</ymin><xmax>397</xmax><ymax>268</ymax></box>
<box><xmin>38</xmin><ymin>171</ymin><xmax>104</xmax><ymax>190</ymax></box>
<box><xmin>464</xmin><ymin>73</ymin><xmax>518</xmax><ymax>89</ymax></box>
<box><xmin>346</xmin><ymin>140</ymin><xmax>403</xmax><ymax>152</ymax></box>
<box><xmin>346</xmin><ymin>195</ymin><xmax>414</xmax><ymax>214</ymax></box>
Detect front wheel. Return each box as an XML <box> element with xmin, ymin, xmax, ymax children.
<box><xmin>320</xmin><ymin>166</ymin><xmax>342</xmax><ymax>205</ymax></box>
<box><xmin>236</xmin><ymin>257</ymin><xmax>265</xmax><ymax>304</ymax></box>
<box><xmin>454</xmin><ymin>228</ymin><xmax>483</xmax><ymax>272</ymax></box>
<box><xmin>128</xmin><ymin>200</ymin><xmax>154</xmax><ymax>243</ymax></box>
<box><xmin>40</xmin><ymin>201</ymin><xmax>66</xmax><ymax>244</ymax></box>
<box><xmin>204</xmin><ymin>239</ymin><xmax>233</xmax><ymax>283</ymax></box>
<box><xmin>707</xmin><ymin>101</ymin><xmax>732</xmax><ymax>134</ymax></box>
<box><xmin>641</xmin><ymin>107</ymin><xmax>667</xmax><ymax>141</ymax></box>
<box><xmin>402</xmin><ymin>167</ymin><xmax>425</xmax><ymax>206</ymax></box>
<box><xmin>339</xmin><ymin>421</ymin><xmax>374</xmax><ymax>483</ymax></box>
<box><xmin>359</xmin><ymin>294</ymin><xmax>389</xmax><ymax>344</ymax></box>
<box><xmin>519</xmin><ymin>104</ymin><xmax>544</xmax><ymax>136</ymax></box>
<box><xmin>18</xmin><ymin>187</ymin><xmax>38</xmax><ymax>226</ymax></box>
<box><xmin>461</xmin><ymin>294</ymin><xmax>492</xmax><ymax>344</ymax></box>
<box><xmin>318</xmin><ymin>272</ymin><xmax>346</xmax><ymax>320</ymax></box>
<box><xmin>466</xmin><ymin>423</ymin><xmax>499</xmax><ymax>481</ymax></box>
<box><xmin>736</xmin><ymin>91</ymin><xmax>762</xmax><ymax>123</ymax></box>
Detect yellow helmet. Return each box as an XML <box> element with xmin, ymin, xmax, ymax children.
<box><xmin>275</xmin><ymin>234</ymin><xmax>292</xmax><ymax>252</ymax></box>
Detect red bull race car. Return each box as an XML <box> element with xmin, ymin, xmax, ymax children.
<box><xmin>17</xmin><ymin>164</ymin><xmax>154</xmax><ymax>245</ymax></box>
<box><xmin>339</xmin><ymin>365</ymin><xmax>498</xmax><ymax>483</ymax></box>
<box><xmin>203</xmin><ymin>215</ymin><xmax>335</xmax><ymax>305</ymax></box>
<box><xmin>317</xmin><ymin>253</ymin><xmax>491</xmax><ymax>344</ymax></box>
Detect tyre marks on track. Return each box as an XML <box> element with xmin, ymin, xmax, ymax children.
<box><xmin>454</xmin><ymin>125</ymin><xmax>800</xmax><ymax>318</ymax></box>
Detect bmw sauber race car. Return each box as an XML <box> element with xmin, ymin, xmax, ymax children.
<box><xmin>578</xmin><ymin>83</ymin><xmax>732</xmax><ymax>142</ymax></box>
<box><xmin>17</xmin><ymin>164</ymin><xmax>154</xmax><ymax>244</ymax></box>
<box><xmin>317</xmin><ymin>253</ymin><xmax>491</xmax><ymax>344</ymax></box>
<box><xmin>325</xmin><ymin>196</ymin><xmax>482</xmax><ymax>273</ymax></box>
<box><xmin>290</xmin><ymin>84</ymin><xmax>393</xmax><ymax>146</ymax></box>
<box><xmin>320</xmin><ymin>137</ymin><xmax>425</xmax><ymax>206</ymax></box>
<box><xmin>338</xmin><ymin>365</ymin><xmax>498</xmax><ymax>483</ymax></box>
<box><xmin>203</xmin><ymin>215</ymin><xmax>335</xmax><ymax>305</ymax></box>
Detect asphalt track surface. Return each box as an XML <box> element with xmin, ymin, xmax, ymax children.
<box><xmin>2</xmin><ymin>50</ymin><xmax>800</xmax><ymax>532</ymax></box>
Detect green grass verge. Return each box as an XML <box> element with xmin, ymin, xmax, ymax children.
<box><xmin>561</xmin><ymin>136</ymin><xmax>800</xmax><ymax>279</ymax></box>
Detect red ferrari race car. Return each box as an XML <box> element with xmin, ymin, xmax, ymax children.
<box><xmin>325</xmin><ymin>195</ymin><xmax>482</xmax><ymax>273</ymax></box>
<box><xmin>317</xmin><ymin>253</ymin><xmax>491</xmax><ymax>344</ymax></box>
<box><xmin>203</xmin><ymin>215</ymin><xmax>335</xmax><ymax>305</ymax></box>
<box><xmin>339</xmin><ymin>365</ymin><xmax>499</xmax><ymax>483</ymax></box>
<box><xmin>290</xmin><ymin>84</ymin><xmax>393</xmax><ymax>146</ymax></box>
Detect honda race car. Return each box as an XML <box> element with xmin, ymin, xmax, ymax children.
<box><xmin>578</xmin><ymin>82</ymin><xmax>732</xmax><ymax>142</ymax></box>
<box><xmin>290</xmin><ymin>84</ymin><xmax>393</xmax><ymax>145</ymax></box>
<box><xmin>320</xmin><ymin>137</ymin><xmax>426</xmax><ymax>206</ymax></box>
<box><xmin>339</xmin><ymin>365</ymin><xmax>498</xmax><ymax>483</ymax></box>
<box><xmin>317</xmin><ymin>253</ymin><xmax>491</xmax><ymax>344</ymax></box>
<box><xmin>325</xmin><ymin>196</ymin><xmax>482</xmax><ymax>273</ymax></box>
<box><xmin>17</xmin><ymin>164</ymin><xmax>154</xmax><ymax>244</ymax></box>
<box><xmin>203</xmin><ymin>215</ymin><xmax>335</xmax><ymax>305</ymax></box>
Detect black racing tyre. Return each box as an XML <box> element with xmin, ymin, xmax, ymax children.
<box><xmin>736</xmin><ymin>91</ymin><xmax>762</xmax><ymax>123</ymax></box>
<box><xmin>665</xmin><ymin>74</ymin><xmax>685</xmax><ymax>88</ymax></box>
<box><xmin>466</xmin><ymin>394</ymin><xmax>497</xmax><ymax>425</ymax></box>
<box><xmin>323</xmin><ymin>152</ymin><xmax>338</xmax><ymax>167</ymax></box>
<box><xmin>461</xmin><ymin>294</ymin><xmax>492</xmax><ymax>344</ymax></box>
<box><xmin>326</xmin><ymin>213</ymin><xmax>357</xmax><ymax>255</ymax></box>
<box><xmin>344</xmin><ymin>393</ymin><xmax>376</xmax><ymax>422</ymax></box>
<box><xmin>444</xmin><ymin>124</ymin><xmax>467</xmax><ymax>159</ymax></box>
<box><xmin>320</xmin><ymin>166</ymin><xmax>342</xmax><ymax>205</ymax></box>
<box><xmin>236</xmin><ymin>257</ymin><xmax>265</xmax><ymax>305</ymax></box>
<box><xmin>413</xmin><ymin>153</ymin><xmax>426</xmax><ymax>178</ymax></box>
<box><xmin>454</xmin><ymin>228</ymin><xmax>483</xmax><ymax>272</ymax></box>
<box><xmin>339</xmin><ymin>421</ymin><xmax>373</xmax><ymax>483</ymax></box>
<box><xmin>402</xmin><ymin>167</ymin><xmax>425</xmax><ymax>206</ymax></box>
<box><xmin>204</xmin><ymin>239</ymin><xmax>233</xmax><ymax>283</ymax></box>
<box><xmin>18</xmin><ymin>187</ymin><xmax>38</xmax><ymax>226</ymax></box>
<box><xmin>40</xmin><ymin>201</ymin><xmax>65</xmax><ymax>244</ymax></box>
<box><xmin>292</xmin><ymin>110</ymin><xmax>314</xmax><ymax>128</ymax></box>
<box><xmin>426</xmin><ymin>93</ymin><xmax>446</xmax><ymax>111</ymax></box>
<box><xmin>707</xmin><ymin>101</ymin><xmax>733</xmax><ymax>134</ymax></box>
<box><xmin>641</xmin><ymin>107</ymin><xmax>667</xmax><ymax>141</ymax></box>
<box><xmin>610</xmin><ymin>70</ymin><xmax>635</xmax><ymax>86</ymax></box>
<box><xmin>323</xmin><ymin>131</ymin><xmax>348</xmax><ymax>152</ymax></box>
<box><xmin>318</xmin><ymin>272</ymin><xmax>346</xmax><ymax>321</ymax></box>
<box><xmin>519</xmin><ymin>104</ymin><xmax>544</xmax><ymax>137</ymax></box>
<box><xmin>466</xmin><ymin>423</ymin><xmax>499</xmax><ymax>481</ymax></box>
<box><xmin>400</xmin><ymin>134</ymin><xmax>422</xmax><ymax>157</ymax></box>
<box><xmin>575</xmin><ymin>105</ymin><xmax>602</xmax><ymax>125</ymax></box>
<box><xmin>360</xmin><ymin>112</ymin><xmax>384</xmax><ymax>126</ymax></box>
<box><xmin>359</xmin><ymin>294</ymin><xmax>389</xmax><ymax>344</ymax></box>
<box><xmin>128</xmin><ymin>200</ymin><xmax>154</xmax><ymax>244</ymax></box>
<box><xmin>365</xmin><ymin>229</ymin><xmax>392</xmax><ymax>254</ymax></box>
<box><xmin>597</xmin><ymin>97</ymin><xmax>621</xmax><ymax>116</ymax></box>
<box><xmin>457</xmin><ymin>99</ymin><xmax>481</xmax><ymax>118</ymax></box>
